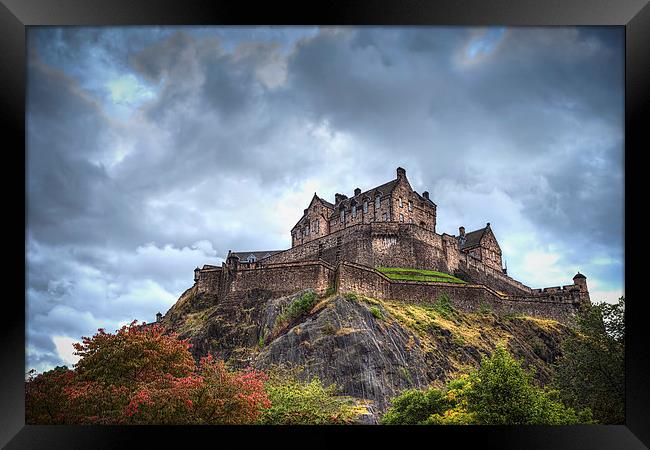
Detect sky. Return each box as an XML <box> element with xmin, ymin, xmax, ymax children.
<box><xmin>26</xmin><ymin>26</ymin><xmax>624</xmax><ymax>373</ymax></box>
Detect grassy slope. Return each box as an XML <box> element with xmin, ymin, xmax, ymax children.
<box><xmin>376</xmin><ymin>267</ymin><xmax>467</xmax><ymax>284</ymax></box>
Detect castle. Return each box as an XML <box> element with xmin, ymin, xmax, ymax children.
<box><xmin>189</xmin><ymin>168</ymin><xmax>590</xmax><ymax>323</ymax></box>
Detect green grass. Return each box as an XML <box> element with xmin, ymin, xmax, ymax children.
<box><xmin>376</xmin><ymin>267</ymin><xmax>467</xmax><ymax>284</ymax></box>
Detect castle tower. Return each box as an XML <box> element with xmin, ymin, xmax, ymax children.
<box><xmin>573</xmin><ymin>272</ymin><xmax>590</xmax><ymax>306</ymax></box>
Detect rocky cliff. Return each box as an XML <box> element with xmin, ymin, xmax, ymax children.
<box><xmin>159</xmin><ymin>285</ymin><xmax>572</xmax><ymax>422</ymax></box>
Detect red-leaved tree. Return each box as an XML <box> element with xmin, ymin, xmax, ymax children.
<box><xmin>26</xmin><ymin>321</ymin><xmax>270</xmax><ymax>424</ymax></box>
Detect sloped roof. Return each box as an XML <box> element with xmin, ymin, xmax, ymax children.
<box><xmin>458</xmin><ymin>227</ymin><xmax>487</xmax><ymax>250</ymax></box>
<box><xmin>230</xmin><ymin>250</ymin><xmax>283</xmax><ymax>261</ymax></box>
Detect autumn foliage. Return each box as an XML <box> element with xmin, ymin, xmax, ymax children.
<box><xmin>26</xmin><ymin>321</ymin><xmax>270</xmax><ymax>424</ymax></box>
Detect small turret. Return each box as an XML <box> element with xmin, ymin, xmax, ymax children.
<box><xmin>354</xmin><ymin>187</ymin><xmax>361</xmax><ymax>196</ymax></box>
<box><xmin>194</xmin><ymin>267</ymin><xmax>201</xmax><ymax>282</ymax></box>
<box><xmin>397</xmin><ymin>167</ymin><xmax>406</xmax><ymax>180</ymax></box>
<box><xmin>573</xmin><ymin>272</ymin><xmax>588</xmax><ymax>293</ymax></box>
<box><xmin>459</xmin><ymin>226</ymin><xmax>465</xmax><ymax>237</ymax></box>
<box><xmin>422</xmin><ymin>191</ymin><xmax>430</xmax><ymax>200</ymax></box>
<box><xmin>156</xmin><ymin>312</ymin><xmax>162</xmax><ymax>323</ymax></box>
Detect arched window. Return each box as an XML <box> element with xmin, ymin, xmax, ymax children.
<box><xmin>246</xmin><ymin>255</ymin><xmax>257</xmax><ymax>263</ymax></box>
<box><xmin>375</xmin><ymin>194</ymin><xmax>381</xmax><ymax>210</ymax></box>
<box><xmin>363</xmin><ymin>199</ymin><xmax>369</xmax><ymax>213</ymax></box>
<box><xmin>340</xmin><ymin>208</ymin><xmax>346</xmax><ymax>223</ymax></box>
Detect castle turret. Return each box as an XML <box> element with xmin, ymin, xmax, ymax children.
<box><xmin>573</xmin><ymin>272</ymin><xmax>588</xmax><ymax>293</ymax></box>
<box><xmin>422</xmin><ymin>191</ymin><xmax>430</xmax><ymax>200</ymax></box>
<box><xmin>194</xmin><ymin>267</ymin><xmax>201</xmax><ymax>282</ymax></box>
<box><xmin>226</xmin><ymin>251</ymin><xmax>240</xmax><ymax>270</ymax></box>
<box><xmin>459</xmin><ymin>226</ymin><xmax>465</xmax><ymax>237</ymax></box>
<box><xmin>573</xmin><ymin>272</ymin><xmax>590</xmax><ymax>306</ymax></box>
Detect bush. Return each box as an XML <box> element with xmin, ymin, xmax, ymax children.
<box><xmin>553</xmin><ymin>297</ymin><xmax>624</xmax><ymax>424</ymax></box>
<box><xmin>343</xmin><ymin>292</ymin><xmax>358</xmax><ymax>301</ymax></box>
<box><xmin>258</xmin><ymin>370</ymin><xmax>364</xmax><ymax>425</ymax></box>
<box><xmin>369</xmin><ymin>306</ymin><xmax>384</xmax><ymax>320</ymax></box>
<box><xmin>274</xmin><ymin>291</ymin><xmax>318</xmax><ymax>332</ymax></box>
<box><xmin>381</xmin><ymin>346</ymin><xmax>589</xmax><ymax>425</ymax></box>
<box><xmin>324</xmin><ymin>286</ymin><xmax>336</xmax><ymax>297</ymax></box>
<box><xmin>26</xmin><ymin>322</ymin><xmax>271</xmax><ymax>425</ymax></box>
<box><xmin>433</xmin><ymin>294</ymin><xmax>455</xmax><ymax>319</ymax></box>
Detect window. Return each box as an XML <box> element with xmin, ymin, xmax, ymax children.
<box><xmin>399</xmin><ymin>197</ymin><xmax>403</xmax><ymax>208</ymax></box>
<box><xmin>375</xmin><ymin>196</ymin><xmax>381</xmax><ymax>209</ymax></box>
<box><xmin>409</xmin><ymin>218</ymin><xmax>413</xmax><ymax>223</ymax></box>
<box><xmin>340</xmin><ymin>209</ymin><xmax>345</xmax><ymax>223</ymax></box>
<box><xmin>399</xmin><ymin>214</ymin><xmax>404</xmax><ymax>222</ymax></box>
<box><xmin>315</xmin><ymin>219</ymin><xmax>320</xmax><ymax>233</ymax></box>
<box><xmin>408</xmin><ymin>201</ymin><xmax>412</xmax><ymax>211</ymax></box>
<box><xmin>382</xmin><ymin>213</ymin><xmax>388</xmax><ymax>221</ymax></box>
<box><xmin>363</xmin><ymin>201</ymin><xmax>368</xmax><ymax>213</ymax></box>
<box><xmin>246</xmin><ymin>255</ymin><xmax>257</xmax><ymax>263</ymax></box>
<box><xmin>352</xmin><ymin>205</ymin><xmax>357</xmax><ymax>218</ymax></box>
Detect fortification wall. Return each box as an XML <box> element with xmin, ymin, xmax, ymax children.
<box><xmin>226</xmin><ymin>261</ymin><xmax>334</xmax><ymax>301</ymax></box>
<box><xmin>336</xmin><ymin>262</ymin><xmax>581</xmax><ymax>324</ymax></box>
<box><xmin>196</xmin><ymin>268</ymin><xmax>223</xmax><ymax>294</ymax></box>
<box><xmin>264</xmin><ymin>222</ymin><xmax>449</xmax><ymax>271</ymax></box>
<box><xmin>456</xmin><ymin>254</ymin><xmax>533</xmax><ymax>296</ymax></box>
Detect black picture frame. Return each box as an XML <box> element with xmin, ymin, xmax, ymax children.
<box><xmin>3</xmin><ymin>1</ymin><xmax>647</xmax><ymax>448</ymax></box>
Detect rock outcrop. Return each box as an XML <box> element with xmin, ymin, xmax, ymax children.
<box><xmin>160</xmin><ymin>286</ymin><xmax>572</xmax><ymax>422</ymax></box>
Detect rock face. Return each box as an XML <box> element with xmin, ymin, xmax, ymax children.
<box><xmin>161</xmin><ymin>286</ymin><xmax>572</xmax><ymax>421</ymax></box>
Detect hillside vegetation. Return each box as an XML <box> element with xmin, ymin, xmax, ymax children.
<box><xmin>160</xmin><ymin>286</ymin><xmax>571</xmax><ymax>420</ymax></box>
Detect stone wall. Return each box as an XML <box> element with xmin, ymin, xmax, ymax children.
<box><xmin>336</xmin><ymin>262</ymin><xmax>581</xmax><ymax>324</ymax></box>
<box><xmin>196</xmin><ymin>267</ymin><xmax>223</xmax><ymax>294</ymax></box>
<box><xmin>226</xmin><ymin>261</ymin><xmax>334</xmax><ymax>300</ymax></box>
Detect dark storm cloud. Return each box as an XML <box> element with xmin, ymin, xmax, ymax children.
<box><xmin>26</xmin><ymin>26</ymin><xmax>624</xmax><ymax>373</ymax></box>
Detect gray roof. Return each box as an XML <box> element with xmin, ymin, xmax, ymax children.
<box><xmin>230</xmin><ymin>250</ymin><xmax>283</xmax><ymax>261</ymax></box>
<box><xmin>333</xmin><ymin>178</ymin><xmax>400</xmax><ymax>211</ymax></box>
<box><xmin>458</xmin><ymin>227</ymin><xmax>487</xmax><ymax>250</ymax></box>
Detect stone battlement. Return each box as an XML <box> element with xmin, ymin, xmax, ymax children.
<box><xmin>189</xmin><ymin>167</ymin><xmax>589</xmax><ymax>324</ymax></box>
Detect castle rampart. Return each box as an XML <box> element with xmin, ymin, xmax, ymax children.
<box><xmin>185</xmin><ymin>166</ymin><xmax>589</xmax><ymax>325</ymax></box>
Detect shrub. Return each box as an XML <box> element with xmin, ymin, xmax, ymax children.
<box><xmin>343</xmin><ymin>292</ymin><xmax>358</xmax><ymax>301</ymax></box>
<box><xmin>324</xmin><ymin>286</ymin><xmax>336</xmax><ymax>297</ymax></box>
<box><xmin>381</xmin><ymin>346</ymin><xmax>589</xmax><ymax>425</ymax></box>
<box><xmin>26</xmin><ymin>322</ymin><xmax>271</xmax><ymax>425</ymax></box>
<box><xmin>258</xmin><ymin>370</ymin><xmax>364</xmax><ymax>425</ymax></box>
<box><xmin>433</xmin><ymin>294</ymin><xmax>455</xmax><ymax>319</ymax></box>
<box><xmin>369</xmin><ymin>306</ymin><xmax>384</xmax><ymax>320</ymax></box>
<box><xmin>274</xmin><ymin>291</ymin><xmax>318</xmax><ymax>332</ymax></box>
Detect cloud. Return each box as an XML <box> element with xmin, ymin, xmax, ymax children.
<box><xmin>26</xmin><ymin>26</ymin><xmax>624</xmax><ymax>372</ymax></box>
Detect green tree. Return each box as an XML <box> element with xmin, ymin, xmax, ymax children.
<box><xmin>554</xmin><ymin>297</ymin><xmax>625</xmax><ymax>424</ymax></box>
<box><xmin>382</xmin><ymin>346</ymin><xmax>588</xmax><ymax>425</ymax></box>
<box><xmin>258</xmin><ymin>369</ymin><xmax>364</xmax><ymax>425</ymax></box>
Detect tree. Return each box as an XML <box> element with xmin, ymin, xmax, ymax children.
<box><xmin>381</xmin><ymin>346</ymin><xmax>588</xmax><ymax>425</ymax></box>
<box><xmin>26</xmin><ymin>322</ymin><xmax>271</xmax><ymax>424</ymax></box>
<box><xmin>554</xmin><ymin>297</ymin><xmax>625</xmax><ymax>424</ymax></box>
<box><xmin>258</xmin><ymin>369</ymin><xmax>364</xmax><ymax>425</ymax></box>
<box><xmin>25</xmin><ymin>366</ymin><xmax>74</xmax><ymax>424</ymax></box>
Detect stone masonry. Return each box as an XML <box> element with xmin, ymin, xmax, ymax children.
<box><xmin>190</xmin><ymin>167</ymin><xmax>590</xmax><ymax>323</ymax></box>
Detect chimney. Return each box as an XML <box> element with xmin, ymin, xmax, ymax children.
<box><xmin>423</xmin><ymin>191</ymin><xmax>429</xmax><ymax>200</ymax></box>
<box><xmin>194</xmin><ymin>267</ymin><xmax>201</xmax><ymax>282</ymax></box>
<box><xmin>486</xmin><ymin>222</ymin><xmax>491</xmax><ymax>228</ymax></box>
<box><xmin>396</xmin><ymin>167</ymin><xmax>406</xmax><ymax>179</ymax></box>
<box><xmin>354</xmin><ymin>187</ymin><xmax>361</xmax><ymax>196</ymax></box>
<box><xmin>459</xmin><ymin>226</ymin><xmax>465</xmax><ymax>237</ymax></box>
<box><xmin>156</xmin><ymin>312</ymin><xmax>162</xmax><ymax>323</ymax></box>
<box><xmin>335</xmin><ymin>193</ymin><xmax>348</xmax><ymax>204</ymax></box>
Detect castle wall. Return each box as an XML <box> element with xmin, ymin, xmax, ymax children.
<box><xmin>196</xmin><ymin>267</ymin><xmax>224</xmax><ymax>294</ymax></box>
<box><xmin>226</xmin><ymin>261</ymin><xmax>334</xmax><ymax>300</ymax></box>
<box><xmin>265</xmin><ymin>222</ymin><xmax>449</xmax><ymax>271</ymax></box>
<box><xmin>336</xmin><ymin>262</ymin><xmax>581</xmax><ymax>324</ymax></box>
<box><xmin>456</xmin><ymin>253</ymin><xmax>533</xmax><ymax>296</ymax></box>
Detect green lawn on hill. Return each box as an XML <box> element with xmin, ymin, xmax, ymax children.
<box><xmin>376</xmin><ymin>267</ymin><xmax>467</xmax><ymax>284</ymax></box>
